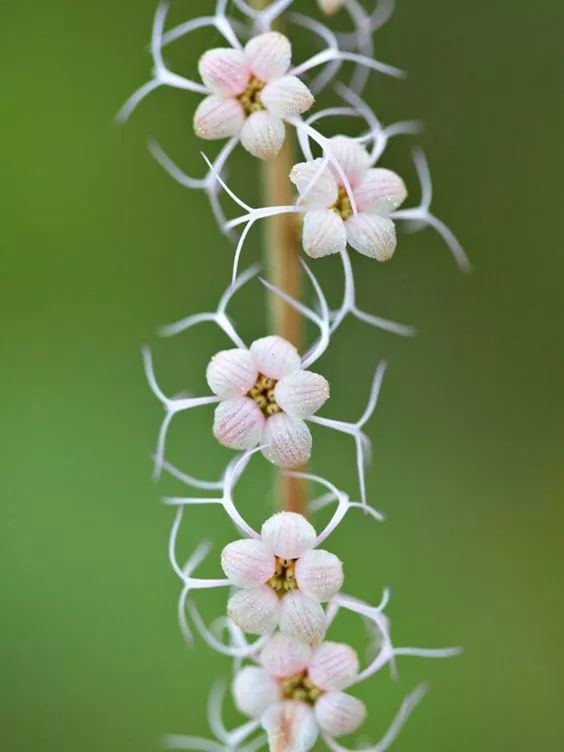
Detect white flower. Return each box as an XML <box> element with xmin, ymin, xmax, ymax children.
<box><xmin>233</xmin><ymin>634</ymin><xmax>366</xmax><ymax>752</ymax></box>
<box><xmin>194</xmin><ymin>32</ymin><xmax>314</xmax><ymax>160</ymax></box>
<box><xmin>222</xmin><ymin>511</ymin><xmax>343</xmax><ymax>642</ymax></box>
<box><xmin>318</xmin><ymin>0</ymin><xmax>346</xmax><ymax>14</ymax></box>
<box><xmin>290</xmin><ymin>137</ymin><xmax>407</xmax><ymax>261</ymax></box>
<box><xmin>207</xmin><ymin>335</ymin><xmax>329</xmax><ymax>468</ymax></box>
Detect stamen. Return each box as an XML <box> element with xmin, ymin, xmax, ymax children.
<box><xmin>331</xmin><ymin>185</ymin><xmax>353</xmax><ymax>220</ymax></box>
<box><xmin>247</xmin><ymin>373</ymin><xmax>283</xmax><ymax>417</ymax></box>
<box><xmin>266</xmin><ymin>556</ymin><xmax>298</xmax><ymax>595</ymax></box>
<box><xmin>237</xmin><ymin>76</ymin><xmax>266</xmax><ymax>115</ymax></box>
<box><xmin>280</xmin><ymin>671</ymin><xmax>323</xmax><ymax>705</ymax></box>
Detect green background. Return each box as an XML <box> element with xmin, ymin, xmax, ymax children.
<box><xmin>2</xmin><ymin>0</ymin><xmax>563</xmax><ymax>750</ymax></box>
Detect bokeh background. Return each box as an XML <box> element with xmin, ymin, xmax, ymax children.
<box><xmin>2</xmin><ymin>0</ymin><xmax>564</xmax><ymax>750</ymax></box>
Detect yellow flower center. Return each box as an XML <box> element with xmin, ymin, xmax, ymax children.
<box><xmin>267</xmin><ymin>556</ymin><xmax>298</xmax><ymax>596</ymax></box>
<box><xmin>237</xmin><ymin>75</ymin><xmax>266</xmax><ymax>115</ymax></box>
<box><xmin>247</xmin><ymin>373</ymin><xmax>282</xmax><ymax>417</ymax></box>
<box><xmin>331</xmin><ymin>185</ymin><xmax>353</xmax><ymax>220</ymax></box>
<box><xmin>281</xmin><ymin>671</ymin><xmax>324</xmax><ymax>706</ymax></box>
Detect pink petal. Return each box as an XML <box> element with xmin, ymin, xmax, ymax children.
<box><xmin>354</xmin><ymin>168</ymin><xmax>408</xmax><ymax>215</ymax></box>
<box><xmin>262</xmin><ymin>414</ymin><xmax>312</xmax><ymax>469</ymax></box>
<box><xmin>290</xmin><ymin>159</ymin><xmax>339</xmax><ymax>209</ymax></box>
<box><xmin>261</xmin><ymin>511</ymin><xmax>317</xmax><ymax>559</ymax></box>
<box><xmin>262</xmin><ymin>75</ymin><xmax>314</xmax><ymax>118</ymax></box>
<box><xmin>314</xmin><ymin>692</ymin><xmax>366</xmax><ymax>737</ymax></box>
<box><xmin>260</xmin><ymin>633</ymin><xmax>312</xmax><ymax>677</ymax></box>
<box><xmin>245</xmin><ymin>32</ymin><xmax>292</xmax><ymax>82</ymax></box>
<box><xmin>221</xmin><ymin>539</ymin><xmax>275</xmax><ymax>587</ymax></box>
<box><xmin>240</xmin><ymin>110</ymin><xmax>285</xmax><ymax>160</ymax></box>
<box><xmin>250</xmin><ymin>336</ymin><xmax>301</xmax><ymax>380</ymax></box>
<box><xmin>302</xmin><ymin>210</ymin><xmax>347</xmax><ymax>259</ymax></box>
<box><xmin>233</xmin><ymin>666</ymin><xmax>281</xmax><ymax>719</ymax></box>
<box><xmin>275</xmin><ymin>371</ymin><xmax>330</xmax><ymax>419</ymax></box>
<box><xmin>198</xmin><ymin>48</ymin><xmax>250</xmax><ymax>97</ymax></box>
<box><xmin>294</xmin><ymin>550</ymin><xmax>343</xmax><ymax>602</ymax></box>
<box><xmin>213</xmin><ymin>397</ymin><xmax>265</xmax><ymax>450</ymax></box>
<box><xmin>279</xmin><ymin>591</ymin><xmax>326</xmax><ymax>644</ymax></box>
<box><xmin>308</xmin><ymin>642</ymin><xmax>359</xmax><ymax>691</ymax></box>
<box><xmin>328</xmin><ymin>136</ymin><xmax>370</xmax><ymax>186</ymax></box>
<box><xmin>227</xmin><ymin>586</ymin><xmax>280</xmax><ymax>635</ymax></box>
<box><xmin>345</xmin><ymin>213</ymin><xmax>397</xmax><ymax>261</ymax></box>
<box><xmin>193</xmin><ymin>95</ymin><xmax>245</xmax><ymax>140</ymax></box>
<box><xmin>261</xmin><ymin>701</ymin><xmax>319</xmax><ymax>752</ymax></box>
<box><xmin>206</xmin><ymin>348</ymin><xmax>258</xmax><ymax>398</ymax></box>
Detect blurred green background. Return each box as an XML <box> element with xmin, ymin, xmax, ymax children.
<box><xmin>2</xmin><ymin>0</ymin><xmax>563</xmax><ymax>750</ymax></box>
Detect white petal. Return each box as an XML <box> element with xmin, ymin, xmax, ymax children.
<box><xmin>262</xmin><ymin>414</ymin><xmax>312</xmax><ymax>469</ymax></box>
<box><xmin>328</xmin><ymin>136</ymin><xmax>370</xmax><ymax>186</ymax></box>
<box><xmin>262</xmin><ymin>75</ymin><xmax>314</xmax><ymax>118</ymax></box>
<box><xmin>314</xmin><ymin>692</ymin><xmax>366</xmax><ymax>737</ymax></box>
<box><xmin>308</xmin><ymin>642</ymin><xmax>359</xmax><ymax>691</ymax></box>
<box><xmin>240</xmin><ymin>110</ymin><xmax>285</xmax><ymax>160</ymax></box>
<box><xmin>261</xmin><ymin>702</ymin><xmax>319</xmax><ymax>752</ymax></box>
<box><xmin>260</xmin><ymin>633</ymin><xmax>312</xmax><ymax>677</ymax></box>
<box><xmin>245</xmin><ymin>32</ymin><xmax>292</xmax><ymax>82</ymax></box>
<box><xmin>279</xmin><ymin>591</ymin><xmax>326</xmax><ymax>644</ymax></box>
<box><xmin>193</xmin><ymin>95</ymin><xmax>245</xmax><ymax>140</ymax></box>
<box><xmin>206</xmin><ymin>349</ymin><xmax>258</xmax><ymax>398</ymax></box>
<box><xmin>354</xmin><ymin>168</ymin><xmax>408</xmax><ymax>215</ymax></box>
<box><xmin>345</xmin><ymin>213</ymin><xmax>397</xmax><ymax>261</ymax></box>
<box><xmin>318</xmin><ymin>0</ymin><xmax>346</xmax><ymax>14</ymax></box>
<box><xmin>213</xmin><ymin>397</ymin><xmax>265</xmax><ymax>450</ymax></box>
<box><xmin>302</xmin><ymin>210</ymin><xmax>347</xmax><ymax>259</ymax></box>
<box><xmin>294</xmin><ymin>550</ymin><xmax>343</xmax><ymax>602</ymax></box>
<box><xmin>227</xmin><ymin>586</ymin><xmax>280</xmax><ymax>635</ymax></box>
<box><xmin>198</xmin><ymin>48</ymin><xmax>250</xmax><ymax>97</ymax></box>
<box><xmin>275</xmin><ymin>371</ymin><xmax>330</xmax><ymax>419</ymax></box>
<box><xmin>222</xmin><ymin>539</ymin><xmax>275</xmax><ymax>587</ymax></box>
<box><xmin>233</xmin><ymin>667</ymin><xmax>281</xmax><ymax>719</ymax></box>
<box><xmin>290</xmin><ymin>159</ymin><xmax>338</xmax><ymax>209</ymax></box>
<box><xmin>250</xmin><ymin>336</ymin><xmax>301</xmax><ymax>380</ymax></box>
<box><xmin>261</xmin><ymin>511</ymin><xmax>317</xmax><ymax>559</ymax></box>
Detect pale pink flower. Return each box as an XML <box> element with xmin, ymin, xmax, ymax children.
<box><xmin>222</xmin><ymin>511</ymin><xmax>343</xmax><ymax>642</ymax></box>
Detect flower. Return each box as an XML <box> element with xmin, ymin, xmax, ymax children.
<box><xmin>222</xmin><ymin>511</ymin><xmax>343</xmax><ymax>643</ymax></box>
<box><xmin>207</xmin><ymin>335</ymin><xmax>329</xmax><ymax>468</ymax></box>
<box><xmin>233</xmin><ymin>634</ymin><xmax>366</xmax><ymax>752</ymax></box>
<box><xmin>318</xmin><ymin>0</ymin><xmax>346</xmax><ymax>14</ymax></box>
<box><xmin>194</xmin><ymin>32</ymin><xmax>314</xmax><ymax>160</ymax></box>
<box><xmin>290</xmin><ymin>137</ymin><xmax>407</xmax><ymax>261</ymax></box>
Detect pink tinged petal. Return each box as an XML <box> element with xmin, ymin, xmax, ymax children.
<box><xmin>354</xmin><ymin>168</ymin><xmax>408</xmax><ymax>215</ymax></box>
<box><xmin>193</xmin><ymin>95</ymin><xmax>245</xmax><ymax>140</ymax></box>
<box><xmin>233</xmin><ymin>666</ymin><xmax>281</xmax><ymax>719</ymax></box>
<box><xmin>262</xmin><ymin>76</ymin><xmax>314</xmax><ymax>118</ymax></box>
<box><xmin>308</xmin><ymin>642</ymin><xmax>360</xmax><ymax>691</ymax></box>
<box><xmin>260</xmin><ymin>633</ymin><xmax>312</xmax><ymax>677</ymax></box>
<box><xmin>262</xmin><ymin>414</ymin><xmax>313</xmax><ymax>469</ymax></box>
<box><xmin>198</xmin><ymin>48</ymin><xmax>250</xmax><ymax>97</ymax></box>
<box><xmin>245</xmin><ymin>32</ymin><xmax>292</xmax><ymax>82</ymax></box>
<box><xmin>240</xmin><ymin>110</ymin><xmax>285</xmax><ymax>160</ymax></box>
<box><xmin>227</xmin><ymin>586</ymin><xmax>280</xmax><ymax>635</ymax></box>
<box><xmin>213</xmin><ymin>397</ymin><xmax>265</xmax><ymax>450</ymax></box>
<box><xmin>302</xmin><ymin>210</ymin><xmax>347</xmax><ymax>259</ymax></box>
<box><xmin>261</xmin><ymin>511</ymin><xmax>317</xmax><ymax>559</ymax></box>
<box><xmin>250</xmin><ymin>336</ymin><xmax>301</xmax><ymax>380</ymax></box>
<box><xmin>279</xmin><ymin>591</ymin><xmax>326</xmax><ymax>644</ymax></box>
<box><xmin>314</xmin><ymin>692</ymin><xmax>366</xmax><ymax>737</ymax></box>
<box><xmin>206</xmin><ymin>349</ymin><xmax>258</xmax><ymax>399</ymax></box>
<box><xmin>290</xmin><ymin>159</ymin><xmax>339</xmax><ymax>209</ymax></box>
<box><xmin>275</xmin><ymin>371</ymin><xmax>330</xmax><ymax>419</ymax></box>
<box><xmin>294</xmin><ymin>550</ymin><xmax>343</xmax><ymax>602</ymax></box>
<box><xmin>329</xmin><ymin>136</ymin><xmax>371</xmax><ymax>186</ymax></box>
<box><xmin>221</xmin><ymin>539</ymin><xmax>276</xmax><ymax>588</ymax></box>
<box><xmin>261</xmin><ymin>702</ymin><xmax>319</xmax><ymax>752</ymax></box>
<box><xmin>345</xmin><ymin>213</ymin><xmax>397</xmax><ymax>262</ymax></box>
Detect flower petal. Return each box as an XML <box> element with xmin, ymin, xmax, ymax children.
<box><xmin>250</xmin><ymin>336</ymin><xmax>301</xmax><ymax>380</ymax></box>
<box><xmin>260</xmin><ymin>633</ymin><xmax>312</xmax><ymax>677</ymax></box>
<box><xmin>308</xmin><ymin>642</ymin><xmax>360</xmax><ymax>691</ymax></box>
<box><xmin>222</xmin><ymin>539</ymin><xmax>275</xmax><ymax>587</ymax></box>
<box><xmin>345</xmin><ymin>213</ymin><xmax>397</xmax><ymax>261</ymax></box>
<box><xmin>227</xmin><ymin>586</ymin><xmax>280</xmax><ymax>635</ymax></box>
<box><xmin>294</xmin><ymin>550</ymin><xmax>343</xmax><ymax>602</ymax></box>
<box><xmin>261</xmin><ymin>511</ymin><xmax>317</xmax><ymax>559</ymax></box>
<box><xmin>245</xmin><ymin>32</ymin><xmax>292</xmax><ymax>82</ymax></box>
<box><xmin>318</xmin><ymin>0</ymin><xmax>346</xmax><ymax>14</ymax></box>
<box><xmin>290</xmin><ymin>159</ymin><xmax>339</xmax><ymax>209</ymax></box>
<box><xmin>193</xmin><ymin>95</ymin><xmax>245</xmax><ymax>140</ymax></box>
<box><xmin>213</xmin><ymin>397</ymin><xmax>265</xmax><ymax>450</ymax></box>
<box><xmin>198</xmin><ymin>48</ymin><xmax>250</xmax><ymax>97</ymax></box>
<box><xmin>279</xmin><ymin>591</ymin><xmax>326</xmax><ymax>644</ymax></box>
<box><xmin>328</xmin><ymin>136</ymin><xmax>370</xmax><ymax>186</ymax></box>
<box><xmin>275</xmin><ymin>371</ymin><xmax>330</xmax><ymax>419</ymax></box>
<box><xmin>262</xmin><ymin>414</ymin><xmax>312</xmax><ymax>468</ymax></box>
<box><xmin>301</xmin><ymin>210</ymin><xmax>347</xmax><ymax>259</ymax></box>
<box><xmin>261</xmin><ymin>701</ymin><xmax>319</xmax><ymax>752</ymax></box>
<box><xmin>314</xmin><ymin>692</ymin><xmax>366</xmax><ymax>737</ymax></box>
<box><xmin>206</xmin><ymin>348</ymin><xmax>258</xmax><ymax>398</ymax></box>
<box><xmin>240</xmin><ymin>110</ymin><xmax>285</xmax><ymax>160</ymax></box>
<box><xmin>262</xmin><ymin>75</ymin><xmax>314</xmax><ymax>118</ymax></box>
<box><xmin>354</xmin><ymin>168</ymin><xmax>408</xmax><ymax>215</ymax></box>
<box><xmin>233</xmin><ymin>666</ymin><xmax>281</xmax><ymax>719</ymax></box>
